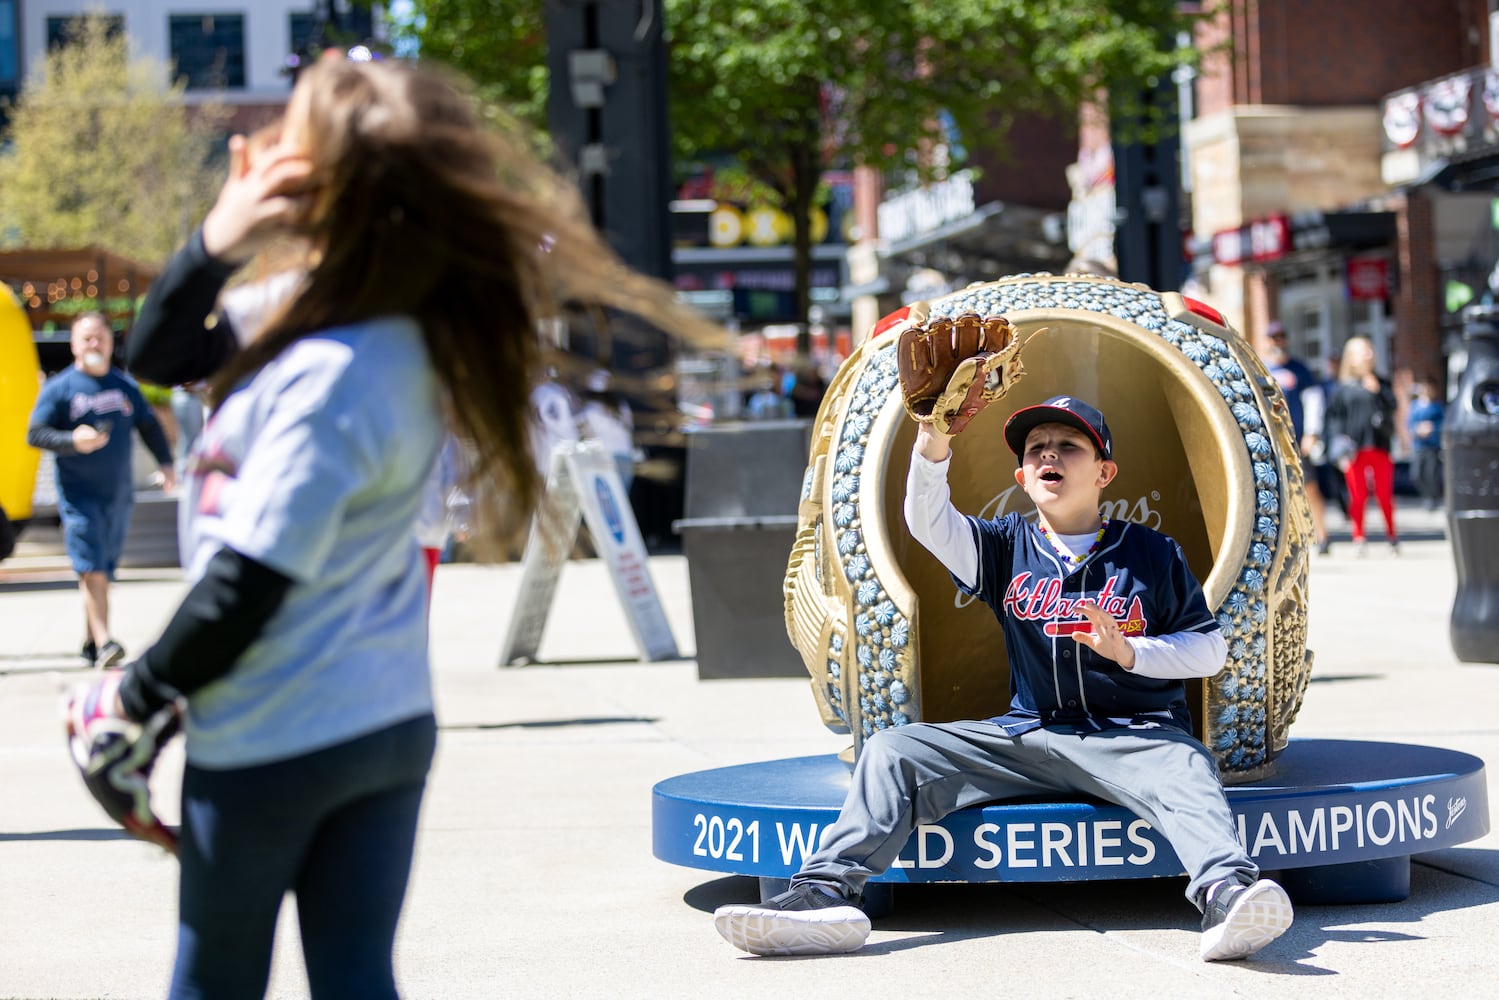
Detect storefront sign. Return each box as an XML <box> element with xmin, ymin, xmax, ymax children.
<box><xmin>1211</xmin><ymin>213</ymin><xmax>1392</xmax><ymax>269</ymax></box>
<box><xmin>1212</xmin><ymin>216</ymin><xmax>1290</xmax><ymax>266</ymax></box>
<box><xmin>878</xmin><ymin>170</ymin><xmax>976</xmax><ymax>244</ymax></box>
<box><xmin>1347</xmin><ymin>256</ymin><xmax>1390</xmax><ymax>301</ymax></box>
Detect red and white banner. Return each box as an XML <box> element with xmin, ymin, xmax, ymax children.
<box><xmin>1425</xmin><ymin>75</ymin><xmax>1472</xmax><ymax>136</ymax></box>
<box><xmin>1383</xmin><ymin>92</ymin><xmax>1421</xmax><ymax>148</ymax></box>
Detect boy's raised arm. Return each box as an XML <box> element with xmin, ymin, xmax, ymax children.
<box><xmin>914</xmin><ymin>421</ymin><xmax>954</xmax><ymax>463</ymax></box>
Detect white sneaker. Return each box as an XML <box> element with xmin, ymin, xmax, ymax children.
<box><xmin>1199</xmin><ymin>878</ymin><xmax>1293</xmax><ymax>961</ymax></box>
<box><xmin>713</xmin><ymin>883</ymin><xmax>871</xmax><ymax>956</ymax></box>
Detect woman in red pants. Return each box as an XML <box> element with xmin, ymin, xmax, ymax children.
<box><xmin>1325</xmin><ymin>336</ymin><xmax>1400</xmax><ymax>554</ymax></box>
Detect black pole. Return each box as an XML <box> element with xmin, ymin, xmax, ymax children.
<box><xmin>1112</xmin><ymin>70</ymin><xmax>1183</xmax><ymax>291</ymax></box>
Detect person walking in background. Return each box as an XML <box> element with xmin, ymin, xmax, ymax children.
<box><xmin>785</xmin><ymin>356</ymin><xmax>828</xmax><ymax>417</ymax></box>
<box><xmin>530</xmin><ymin>368</ymin><xmax>580</xmax><ymax>480</ymax></box>
<box><xmin>168</xmin><ymin>385</ymin><xmax>205</xmax><ymax>481</ymax></box>
<box><xmin>1259</xmin><ymin>322</ymin><xmax>1330</xmax><ymax>555</ymax></box>
<box><xmin>1300</xmin><ymin>375</ymin><xmax>1335</xmax><ymax>553</ymax></box>
<box><xmin>746</xmin><ymin>364</ymin><xmax>793</xmax><ymax>420</ymax></box>
<box><xmin>67</xmin><ymin>54</ymin><xmax>719</xmax><ymax>999</ymax></box>
<box><xmin>1309</xmin><ymin>352</ymin><xmax>1350</xmax><ymax>521</ymax></box>
<box><xmin>26</xmin><ymin>312</ymin><xmax>176</xmax><ymax>667</ymax></box>
<box><xmin>577</xmin><ymin>367</ymin><xmax>637</xmax><ymax>493</ymax></box>
<box><xmin>1407</xmin><ymin>375</ymin><xmax>1445</xmax><ymax>511</ymax></box>
<box><xmin>414</xmin><ymin>436</ymin><xmax>471</xmax><ymax>606</ymax></box>
<box><xmin>1326</xmin><ymin>336</ymin><xmax>1399</xmax><ymax>555</ymax></box>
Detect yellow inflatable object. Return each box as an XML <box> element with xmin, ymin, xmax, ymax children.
<box><xmin>0</xmin><ymin>283</ymin><xmax>42</xmax><ymax>521</ymax></box>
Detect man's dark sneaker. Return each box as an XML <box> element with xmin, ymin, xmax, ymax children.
<box><xmin>95</xmin><ymin>640</ymin><xmax>126</xmax><ymax>670</ymax></box>
<box><xmin>713</xmin><ymin>882</ymin><xmax>870</xmax><ymax>956</ymax></box>
<box><xmin>81</xmin><ymin>638</ymin><xmax>97</xmax><ymax>666</ymax></box>
<box><xmin>1200</xmin><ymin>878</ymin><xmax>1293</xmax><ymax>961</ymax></box>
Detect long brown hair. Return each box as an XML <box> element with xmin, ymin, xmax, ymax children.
<box><xmin>207</xmin><ymin>58</ymin><xmax>722</xmax><ymax>552</ymax></box>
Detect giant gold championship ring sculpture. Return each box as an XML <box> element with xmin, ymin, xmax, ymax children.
<box><xmin>784</xmin><ymin>274</ymin><xmax>1315</xmax><ymax>782</ymax></box>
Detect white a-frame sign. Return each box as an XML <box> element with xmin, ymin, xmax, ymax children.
<box><xmin>500</xmin><ymin>440</ymin><xmax>679</xmax><ymax>664</ymax></box>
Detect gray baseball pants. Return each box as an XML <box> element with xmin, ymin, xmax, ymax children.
<box><xmin>794</xmin><ymin>720</ymin><xmax>1256</xmax><ymax>909</ymax></box>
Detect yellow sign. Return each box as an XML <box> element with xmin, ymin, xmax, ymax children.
<box><xmin>745</xmin><ymin>206</ymin><xmax>793</xmax><ymax>247</ymax></box>
<box><xmin>708</xmin><ymin>204</ymin><xmax>745</xmax><ymax>247</ymax></box>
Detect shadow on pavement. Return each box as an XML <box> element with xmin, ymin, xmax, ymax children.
<box><xmin>680</xmin><ymin>846</ymin><xmax>1499</xmax><ymax>969</ymax></box>
<box><xmin>0</xmin><ymin>828</ymin><xmax>135</xmax><ymax>843</ymax></box>
<box><xmin>0</xmin><ymin>578</ymin><xmax>79</xmax><ymax>593</ymax></box>
<box><xmin>439</xmin><ymin>715</ymin><xmax>657</xmax><ymax>732</ymax></box>
<box><xmin>502</xmin><ymin>655</ymin><xmax>696</xmax><ymax>667</ymax></box>
<box><xmin>0</xmin><ymin>656</ymin><xmax>91</xmax><ymax>677</ymax></box>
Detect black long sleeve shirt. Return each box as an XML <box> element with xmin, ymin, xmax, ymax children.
<box><xmin>116</xmin><ymin>230</ymin><xmax>293</xmax><ymax>721</ymax></box>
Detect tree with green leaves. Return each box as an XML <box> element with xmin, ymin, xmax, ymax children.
<box><xmin>0</xmin><ymin>15</ymin><xmax>226</xmax><ymax>266</ymax></box>
<box><xmin>390</xmin><ymin>0</ymin><xmax>549</xmax><ymax>127</ymax></box>
<box><xmin>401</xmin><ymin>0</ymin><xmax>1192</xmax><ymax>345</ymax></box>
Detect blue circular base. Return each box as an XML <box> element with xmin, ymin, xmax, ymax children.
<box><xmin>653</xmin><ymin>738</ymin><xmax>1488</xmax><ymax>901</ymax></box>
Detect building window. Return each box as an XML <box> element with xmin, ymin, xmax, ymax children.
<box><xmin>0</xmin><ymin>1</ymin><xmax>18</xmax><ymax>93</ymax></box>
<box><xmin>289</xmin><ymin>12</ymin><xmax>317</xmax><ymax>53</ymax></box>
<box><xmin>290</xmin><ymin>6</ymin><xmax>375</xmax><ymax>57</ymax></box>
<box><xmin>46</xmin><ymin>13</ymin><xmax>126</xmax><ymax>51</ymax></box>
<box><xmin>169</xmin><ymin>13</ymin><xmax>245</xmax><ymax>90</ymax></box>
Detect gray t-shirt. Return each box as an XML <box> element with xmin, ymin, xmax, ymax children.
<box><xmin>178</xmin><ymin>316</ymin><xmax>440</xmax><ymax>768</ymax></box>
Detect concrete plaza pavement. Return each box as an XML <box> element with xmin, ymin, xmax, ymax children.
<box><xmin>1</xmin><ymin>499</ymin><xmax>1496</xmax><ymax>999</ymax></box>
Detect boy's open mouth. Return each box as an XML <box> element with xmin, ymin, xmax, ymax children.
<box><xmin>1040</xmin><ymin>470</ymin><xmax>1063</xmax><ymax>482</ymax></box>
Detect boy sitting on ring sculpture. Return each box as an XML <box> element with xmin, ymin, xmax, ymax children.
<box><xmin>713</xmin><ymin>394</ymin><xmax>1293</xmax><ymax>962</ymax></box>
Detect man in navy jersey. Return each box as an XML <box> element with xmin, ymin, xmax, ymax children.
<box><xmin>27</xmin><ymin>313</ymin><xmax>175</xmax><ymax>667</ymax></box>
<box><xmin>714</xmin><ymin>395</ymin><xmax>1293</xmax><ymax>961</ymax></box>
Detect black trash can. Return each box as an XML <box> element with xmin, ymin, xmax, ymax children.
<box><xmin>674</xmin><ymin>420</ymin><xmax>812</xmax><ymax>679</ymax></box>
<box><xmin>1443</xmin><ymin>304</ymin><xmax>1499</xmax><ymax>664</ymax></box>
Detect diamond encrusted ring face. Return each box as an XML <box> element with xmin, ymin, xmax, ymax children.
<box><xmin>783</xmin><ymin>274</ymin><xmax>1313</xmax><ymax>781</ymax></box>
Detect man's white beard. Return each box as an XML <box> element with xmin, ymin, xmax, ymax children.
<box><xmin>83</xmin><ymin>351</ymin><xmax>106</xmax><ymax>370</ymax></box>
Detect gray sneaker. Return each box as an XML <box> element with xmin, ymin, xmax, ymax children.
<box><xmin>95</xmin><ymin>640</ymin><xmax>126</xmax><ymax>670</ymax></box>
<box><xmin>1200</xmin><ymin>878</ymin><xmax>1293</xmax><ymax>961</ymax></box>
<box><xmin>714</xmin><ymin>882</ymin><xmax>871</xmax><ymax>956</ymax></box>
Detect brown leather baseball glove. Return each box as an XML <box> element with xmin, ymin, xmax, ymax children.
<box><xmin>896</xmin><ymin>310</ymin><xmax>1034</xmax><ymax>434</ymax></box>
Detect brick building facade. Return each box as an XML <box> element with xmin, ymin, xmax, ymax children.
<box><xmin>1185</xmin><ymin>0</ymin><xmax>1493</xmax><ymax>401</ymax></box>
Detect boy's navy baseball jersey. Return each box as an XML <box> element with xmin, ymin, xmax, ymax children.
<box><xmin>957</xmin><ymin>513</ymin><xmax>1219</xmax><ymax>736</ymax></box>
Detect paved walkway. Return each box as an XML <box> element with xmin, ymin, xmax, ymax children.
<box><xmin>1</xmin><ymin>498</ymin><xmax>1495</xmax><ymax>999</ymax></box>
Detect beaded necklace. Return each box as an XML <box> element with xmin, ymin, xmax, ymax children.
<box><xmin>1038</xmin><ymin>516</ymin><xmax>1109</xmax><ymax>568</ymax></box>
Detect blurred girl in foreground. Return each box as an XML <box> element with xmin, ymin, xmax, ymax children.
<box><xmin>89</xmin><ymin>54</ymin><xmax>719</xmax><ymax>998</ymax></box>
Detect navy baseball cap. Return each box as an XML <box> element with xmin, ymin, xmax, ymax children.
<box><xmin>1004</xmin><ymin>395</ymin><xmax>1114</xmax><ymax>460</ymax></box>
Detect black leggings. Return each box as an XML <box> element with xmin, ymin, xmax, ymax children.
<box><xmin>169</xmin><ymin>714</ymin><xmax>437</xmax><ymax>1000</ymax></box>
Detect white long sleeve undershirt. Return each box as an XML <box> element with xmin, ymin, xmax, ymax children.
<box><xmin>902</xmin><ymin>448</ymin><xmax>1227</xmax><ymax>680</ymax></box>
